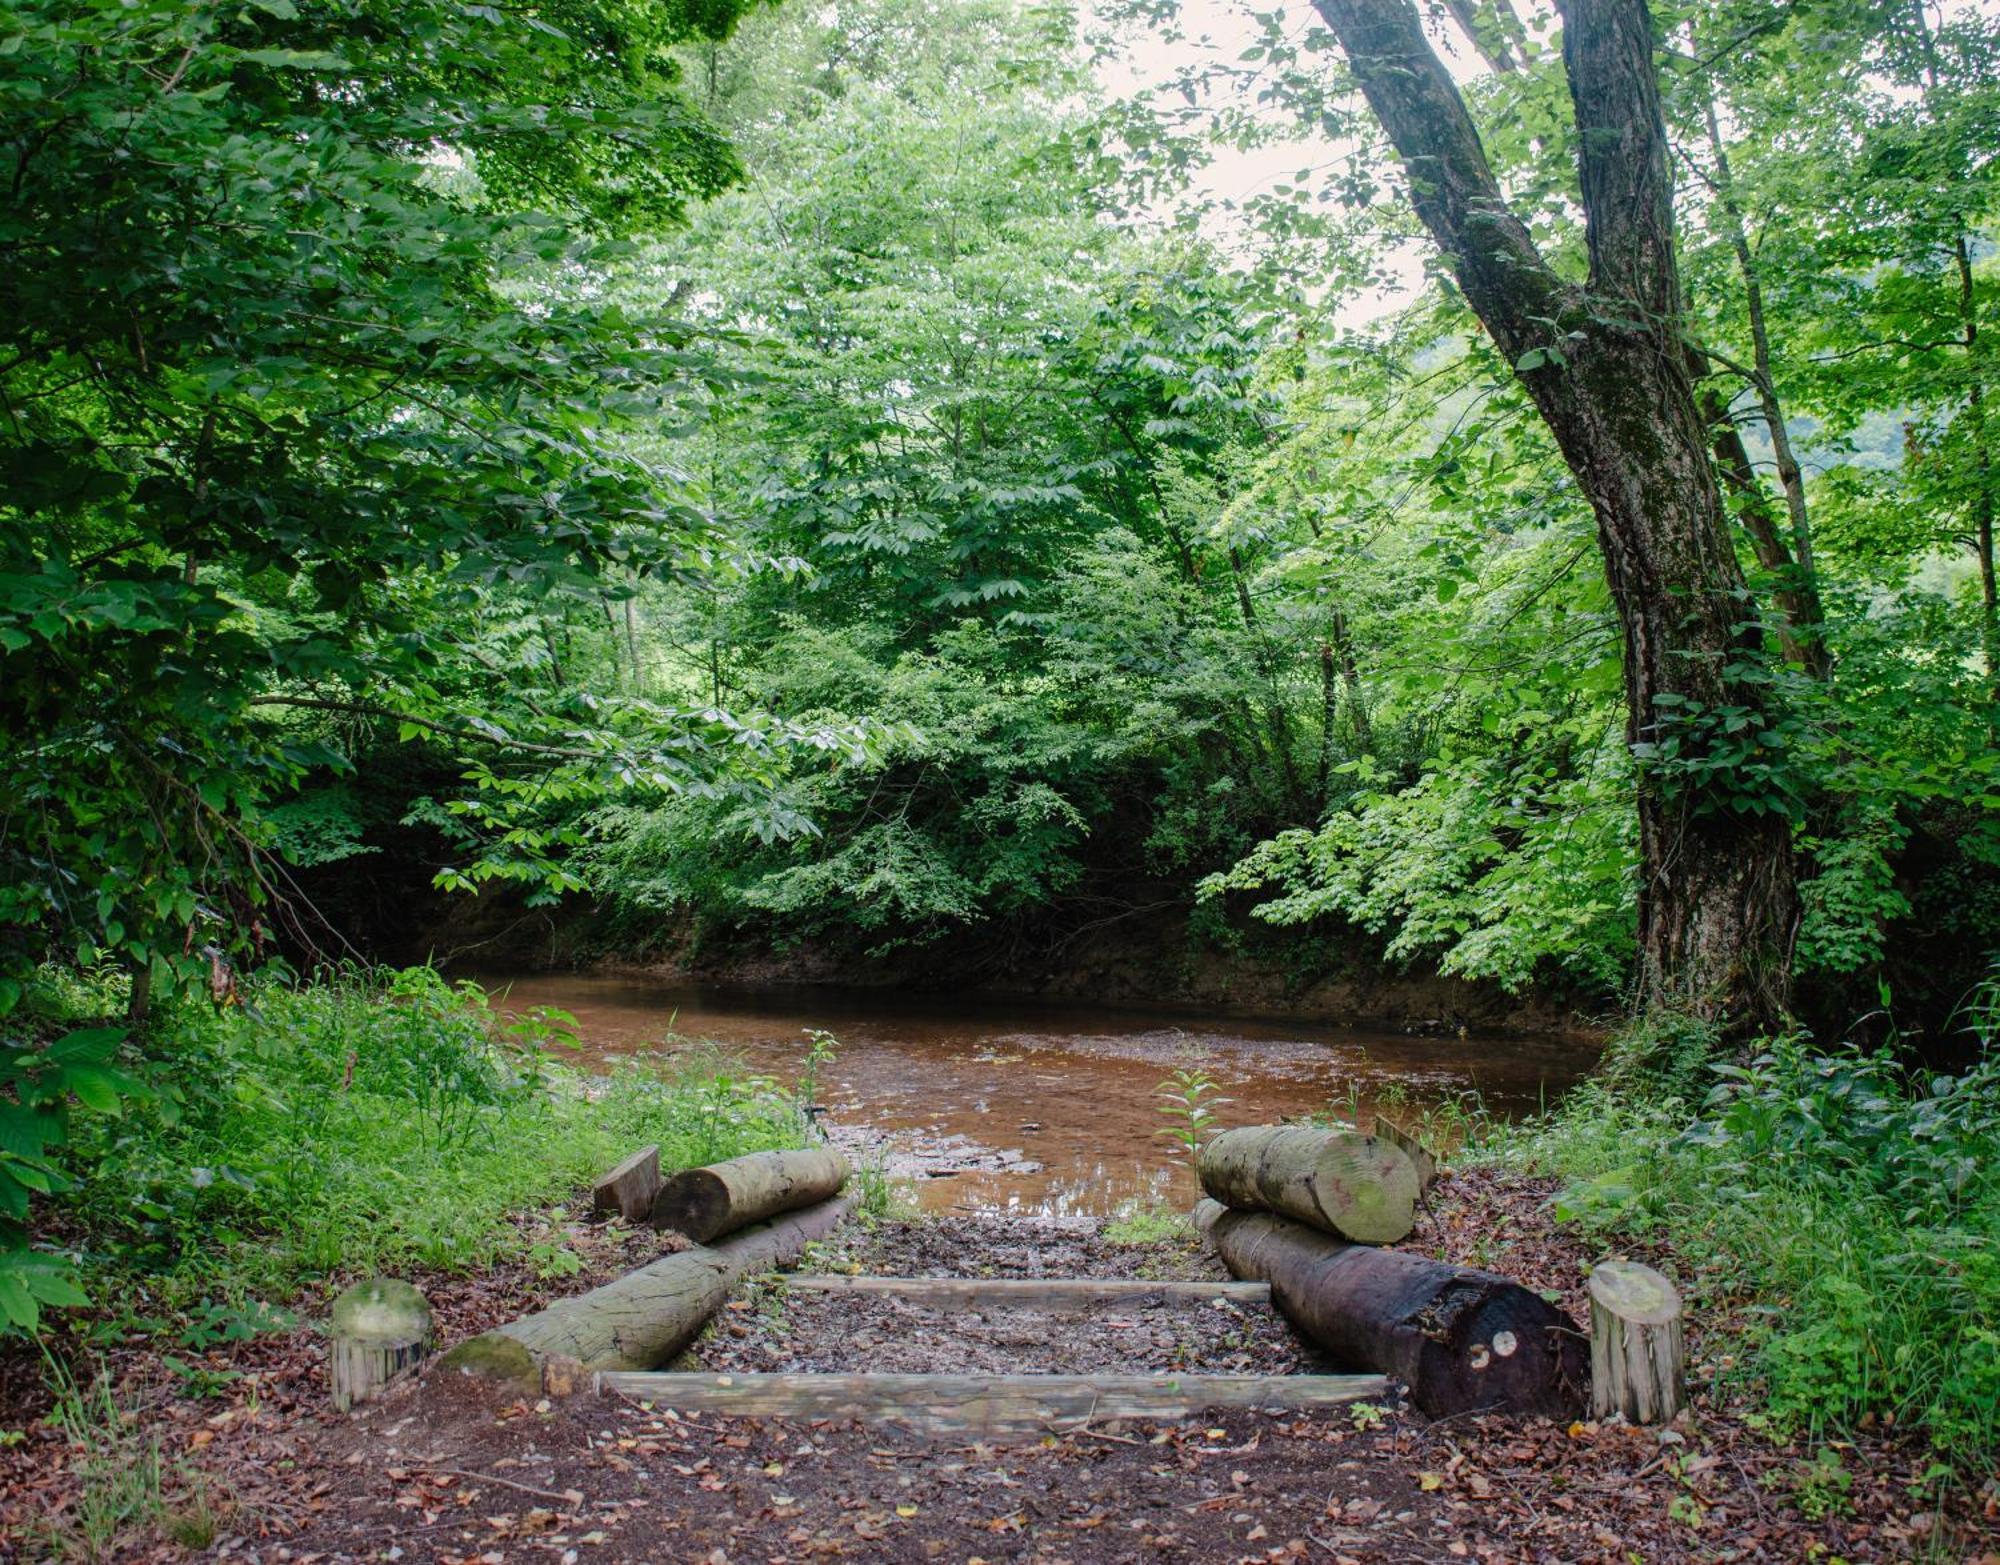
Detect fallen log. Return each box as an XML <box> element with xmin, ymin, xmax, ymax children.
<box><xmin>652</xmin><ymin>1146</ymin><xmax>850</xmax><ymax>1242</ymax></box>
<box><xmin>594</xmin><ymin>1370</ymin><xmax>1389</xmax><ymax>1433</ymax></box>
<box><xmin>591</xmin><ymin>1144</ymin><xmax>662</xmax><ymax>1222</ymax></box>
<box><xmin>442</xmin><ymin>1195</ymin><xmax>853</xmax><ymax>1386</ymax></box>
<box><xmin>1197</xmin><ymin>1123</ymin><xmax>1419</xmax><ymax>1243</ymax></box>
<box><xmin>1194</xmin><ymin>1198</ymin><xmax>1586</xmax><ymax>1418</ymax></box>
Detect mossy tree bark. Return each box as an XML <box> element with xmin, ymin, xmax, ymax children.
<box><xmin>1304</xmin><ymin>0</ymin><xmax>1798</xmax><ymax>1032</ymax></box>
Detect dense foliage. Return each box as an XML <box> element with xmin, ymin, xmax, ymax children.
<box><xmin>11</xmin><ymin>965</ymin><xmax>806</xmax><ymax>1330</ymax></box>
<box><xmin>4</xmin><ymin>0</ymin><xmax>1999</xmax><ymax>1488</ymax></box>
<box><xmin>1499</xmin><ymin>1019</ymin><xmax>2000</xmax><ymax>1460</ymax></box>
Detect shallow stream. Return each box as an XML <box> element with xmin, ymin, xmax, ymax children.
<box><xmin>481</xmin><ymin>974</ymin><xmax>1598</xmax><ymax>1219</ymax></box>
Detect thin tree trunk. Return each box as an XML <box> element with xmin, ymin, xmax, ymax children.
<box><xmin>1956</xmin><ymin>230</ymin><xmax>1999</xmax><ymax>693</ymax></box>
<box><xmin>1228</xmin><ymin>546</ymin><xmax>1306</xmax><ymax>813</ymax></box>
<box><xmin>1694</xmin><ymin>89</ymin><xmax>1830</xmax><ymax>677</ymax></box>
<box><xmin>1305</xmin><ymin>0</ymin><xmax>1797</xmax><ymax>1030</ymax></box>
<box><xmin>1910</xmin><ymin>0</ymin><xmax>1999</xmax><ymax>695</ymax></box>
<box><xmin>1442</xmin><ymin>0</ymin><xmax>1527</xmax><ymax>73</ymax></box>
<box><xmin>1697</xmin><ymin>384</ymin><xmax>1815</xmax><ymax>673</ymax></box>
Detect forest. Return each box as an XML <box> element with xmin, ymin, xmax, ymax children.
<box><xmin>3</xmin><ymin>0</ymin><xmax>2000</xmax><ymax>1556</ymax></box>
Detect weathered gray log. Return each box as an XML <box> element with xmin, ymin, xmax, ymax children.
<box><xmin>1588</xmin><ymin>1260</ymin><xmax>1685</xmax><ymax>1424</ymax></box>
<box><xmin>1198</xmin><ymin>1124</ymin><xmax>1419</xmax><ymax>1243</ymax></box>
<box><xmin>329</xmin><ymin>1278</ymin><xmax>432</xmax><ymax>1411</ymax></box>
<box><xmin>1194</xmin><ymin>1198</ymin><xmax>1586</xmax><ymax>1419</ymax></box>
<box><xmin>443</xmin><ymin>1195</ymin><xmax>853</xmax><ymax>1386</ymax></box>
<box><xmin>591</xmin><ymin>1144</ymin><xmax>662</xmax><ymax>1222</ymax></box>
<box><xmin>1371</xmin><ymin>1117</ymin><xmax>1439</xmax><ymax>1195</ymax></box>
<box><xmin>783</xmin><ymin>1276</ymin><xmax>1271</xmax><ymax>1311</ymax></box>
<box><xmin>594</xmin><ymin>1370</ymin><xmax>1388</xmax><ymax>1433</ymax></box>
<box><xmin>652</xmin><ymin>1147</ymin><xmax>850</xmax><ymax>1242</ymax></box>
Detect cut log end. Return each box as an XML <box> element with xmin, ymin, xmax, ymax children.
<box><xmin>1589</xmin><ymin>1260</ymin><xmax>1686</xmax><ymax>1425</ymax></box>
<box><xmin>1198</xmin><ymin>1202</ymin><xmax>1586</xmax><ymax>1420</ymax></box>
<box><xmin>328</xmin><ymin>1278</ymin><xmax>432</xmax><ymax>1411</ymax></box>
<box><xmin>1198</xmin><ymin>1124</ymin><xmax>1419</xmax><ymax>1245</ymax></box>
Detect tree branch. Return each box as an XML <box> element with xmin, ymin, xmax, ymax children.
<box><xmin>1307</xmin><ymin>0</ymin><xmax>1566</xmax><ymax>360</ymax></box>
<box><xmin>1556</xmin><ymin>0</ymin><xmax>1682</xmax><ymax>318</ymax></box>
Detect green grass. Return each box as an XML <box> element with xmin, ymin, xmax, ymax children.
<box><xmin>1476</xmin><ymin>1029</ymin><xmax>2000</xmax><ymax>1468</ymax></box>
<box><xmin>47</xmin><ymin>966</ymin><xmax>809</xmax><ymax>1316</ymax></box>
<box><xmin>1102</xmin><ymin>1201</ymin><xmax>1193</xmax><ymax>1245</ymax></box>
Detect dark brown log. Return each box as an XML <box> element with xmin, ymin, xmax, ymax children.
<box><xmin>442</xmin><ymin>1196</ymin><xmax>854</xmax><ymax>1381</ymax></box>
<box><xmin>652</xmin><ymin>1147</ymin><xmax>849</xmax><ymax>1242</ymax></box>
<box><xmin>1194</xmin><ymin>1199</ymin><xmax>1586</xmax><ymax>1419</ymax></box>
<box><xmin>591</xmin><ymin>1144</ymin><xmax>662</xmax><ymax>1222</ymax></box>
<box><xmin>1198</xmin><ymin>1124</ymin><xmax>1419</xmax><ymax>1243</ymax></box>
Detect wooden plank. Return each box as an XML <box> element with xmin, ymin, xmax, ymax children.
<box><xmin>591</xmin><ymin>1145</ymin><xmax>661</xmax><ymax>1222</ymax></box>
<box><xmin>596</xmin><ymin>1371</ymin><xmax>1390</xmax><ymax>1432</ymax></box>
<box><xmin>781</xmin><ymin>1275</ymin><xmax>1271</xmax><ymax>1311</ymax></box>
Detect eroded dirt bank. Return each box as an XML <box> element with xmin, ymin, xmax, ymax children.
<box><xmin>7</xmin><ymin>1170</ymin><xmax>1988</xmax><ymax>1562</ymax></box>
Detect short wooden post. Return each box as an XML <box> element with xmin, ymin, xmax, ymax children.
<box><xmin>1588</xmin><ymin>1260</ymin><xmax>1684</xmax><ymax>1424</ymax></box>
<box><xmin>329</xmin><ymin>1278</ymin><xmax>432</xmax><ymax>1412</ymax></box>
<box><xmin>591</xmin><ymin>1144</ymin><xmax>662</xmax><ymax>1222</ymax></box>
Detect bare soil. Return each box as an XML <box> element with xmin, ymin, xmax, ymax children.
<box><xmin>6</xmin><ymin>1171</ymin><xmax>1997</xmax><ymax>1563</ymax></box>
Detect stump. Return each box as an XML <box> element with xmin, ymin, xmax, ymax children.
<box><xmin>1588</xmin><ymin>1260</ymin><xmax>1685</xmax><ymax>1424</ymax></box>
<box><xmin>1195</xmin><ymin>1198</ymin><xmax>1586</xmax><ymax>1418</ymax></box>
<box><xmin>329</xmin><ymin>1278</ymin><xmax>432</xmax><ymax>1411</ymax></box>
<box><xmin>1198</xmin><ymin>1123</ymin><xmax>1419</xmax><ymax>1243</ymax></box>
<box><xmin>591</xmin><ymin>1144</ymin><xmax>662</xmax><ymax>1222</ymax></box>
<box><xmin>652</xmin><ymin>1147</ymin><xmax>849</xmax><ymax>1242</ymax></box>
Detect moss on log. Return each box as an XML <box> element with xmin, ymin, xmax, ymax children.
<box><xmin>1198</xmin><ymin>1124</ymin><xmax>1419</xmax><ymax>1243</ymax></box>
<box><xmin>446</xmin><ymin>1194</ymin><xmax>853</xmax><ymax>1381</ymax></box>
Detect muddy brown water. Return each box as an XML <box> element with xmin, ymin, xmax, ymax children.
<box><xmin>481</xmin><ymin>975</ymin><xmax>1598</xmax><ymax>1220</ymax></box>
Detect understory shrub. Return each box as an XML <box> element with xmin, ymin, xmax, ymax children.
<box><xmin>40</xmin><ymin>967</ymin><xmax>805</xmax><ymax>1316</ymax></box>
<box><xmin>1489</xmin><ymin>1033</ymin><xmax>2000</xmax><ymax>1464</ymax></box>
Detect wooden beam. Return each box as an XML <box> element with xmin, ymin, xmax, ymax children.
<box><xmin>781</xmin><ymin>1276</ymin><xmax>1271</xmax><ymax>1311</ymax></box>
<box><xmin>595</xmin><ymin>1371</ymin><xmax>1390</xmax><ymax>1432</ymax></box>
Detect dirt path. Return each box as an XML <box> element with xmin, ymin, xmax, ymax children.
<box><xmin>8</xmin><ymin>1175</ymin><xmax>1988</xmax><ymax>1562</ymax></box>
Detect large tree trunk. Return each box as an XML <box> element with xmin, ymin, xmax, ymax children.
<box><xmin>1195</xmin><ymin>1200</ymin><xmax>1586</xmax><ymax>1418</ymax></box>
<box><xmin>1307</xmin><ymin>0</ymin><xmax>1798</xmax><ymax>1030</ymax></box>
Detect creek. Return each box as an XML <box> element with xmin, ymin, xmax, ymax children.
<box><xmin>482</xmin><ymin>974</ymin><xmax>1598</xmax><ymax>1219</ymax></box>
